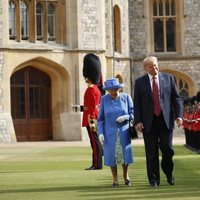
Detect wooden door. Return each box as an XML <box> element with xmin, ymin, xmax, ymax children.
<box><xmin>11</xmin><ymin>67</ymin><xmax>52</xmax><ymax>141</ymax></box>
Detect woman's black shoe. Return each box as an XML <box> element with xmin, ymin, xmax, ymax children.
<box><xmin>125</xmin><ymin>179</ymin><xmax>131</xmax><ymax>186</ymax></box>
<box><xmin>112</xmin><ymin>182</ymin><xmax>119</xmax><ymax>188</ymax></box>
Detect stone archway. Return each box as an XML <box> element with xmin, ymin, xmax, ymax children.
<box><xmin>11</xmin><ymin>67</ymin><xmax>52</xmax><ymax>141</ymax></box>
<box><xmin>160</xmin><ymin>68</ymin><xmax>196</xmax><ymax>100</ymax></box>
<box><xmin>11</xmin><ymin>57</ymin><xmax>70</xmax><ymax>141</ymax></box>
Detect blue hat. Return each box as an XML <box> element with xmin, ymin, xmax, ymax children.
<box><xmin>103</xmin><ymin>78</ymin><xmax>124</xmax><ymax>90</ymax></box>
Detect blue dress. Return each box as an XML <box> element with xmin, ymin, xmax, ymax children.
<box><xmin>97</xmin><ymin>93</ymin><xmax>134</xmax><ymax>167</ymax></box>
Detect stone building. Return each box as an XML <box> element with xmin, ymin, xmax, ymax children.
<box><xmin>129</xmin><ymin>0</ymin><xmax>200</xmax><ymax>98</ymax></box>
<box><xmin>129</xmin><ymin>0</ymin><xmax>200</xmax><ymax>136</ymax></box>
<box><xmin>1</xmin><ymin>0</ymin><xmax>199</xmax><ymax>143</ymax></box>
<box><xmin>0</xmin><ymin>0</ymin><xmax>130</xmax><ymax>143</ymax></box>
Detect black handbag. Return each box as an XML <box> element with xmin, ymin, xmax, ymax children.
<box><xmin>129</xmin><ymin>119</ymin><xmax>138</xmax><ymax>139</ymax></box>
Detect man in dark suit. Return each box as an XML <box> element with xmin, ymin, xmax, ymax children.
<box><xmin>134</xmin><ymin>56</ymin><xmax>183</xmax><ymax>187</ymax></box>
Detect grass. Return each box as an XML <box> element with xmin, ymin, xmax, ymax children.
<box><xmin>0</xmin><ymin>144</ymin><xmax>199</xmax><ymax>200</ymax></box>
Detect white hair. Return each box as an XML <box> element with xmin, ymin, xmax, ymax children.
<box><xmin>143</xmin><ymin>56</ymin><xmax>158</xmax><ymax>67</ymax></box>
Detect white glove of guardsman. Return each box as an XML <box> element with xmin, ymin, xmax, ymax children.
<box><xmin>89</xmin><ymin>119</ymin><xmax>97</xmax><ymax>132</ymax></box>
<box><xmin>98</xmin><ymin>134</ymin><xmax>104</xmax><ymax>145</ymax></box>
<box><xmin>116</xmin><ymin>115</ymin><xmax>130</xmax><ymax>123</ymax></box>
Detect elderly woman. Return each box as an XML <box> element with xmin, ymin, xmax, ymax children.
<box><xmin>97</xmin><ymin>78</ymin><xmax>134</xmax><ymax>188</ymax></box>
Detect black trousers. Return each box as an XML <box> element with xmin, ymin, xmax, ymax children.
<box><xmin>86</xmin><ymin>126</ymin><xmax>103</xmax><ymax>169</ymax></box>
<box><xmin>143</xmin><ymin>113</ymin><xmax>174</xmax><ymax>184</ymax></box>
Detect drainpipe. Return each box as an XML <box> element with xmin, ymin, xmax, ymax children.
<box><xmin>111</xmin><ymin>0</ymin><xmax>115</xmax><ymax>77</ymax></box>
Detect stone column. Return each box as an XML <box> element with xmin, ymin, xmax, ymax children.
<box><xmin>0</xmin><ymin>0</ymin><xmax>16</xmax><ymax>143</ymax></box>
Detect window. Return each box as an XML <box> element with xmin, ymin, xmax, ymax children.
<box><xmin>113</xmin><ymin>5</ymin><xmax>122</xmax><ymax>53</ymax></box>
<box><xmin>9</xmin><ymin>0</ymin><xmax>16</xmax><ymax>39</ymax></box>
<box><xmin>8</xmin><ymin>0</ymin><xmax>66</xmax><ymax>44</ymax></box>
<box><xmin>47</xmin><ymin>3</ymin><xmax>56</xmax><ymax>41</ymax></box>
<box><xmin>11</xmin><ymin>69</ymin><xmax>25</xmax><ymax>119</ymax></box>
<box><xmin>152</xmin><ymin>0</ymin><xmax>177</xmax><ymax>52</ymax></box>
<box><xmin>21</xmin><ymin>1</ymin><xmax>29</xmax><ymax>40</ymax></box>
<box><xmin>28</xmin><ymin>68</ymin><xmax>51</xmax><ymax>119</ymax></box>
<box><xmin>174</xmin><ymin>77</ymin><xmax>189</xmax><ymax>101</ymax></box>
<box><xmin>36</xmin><ymin>3</ymin><xmax>43</xmax><ymax>40</ymax></box>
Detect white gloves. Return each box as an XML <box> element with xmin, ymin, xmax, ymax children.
<box><xmin>116</xmin><ymin>115</ymin><xmax>130</xmax><ymax>123</ymax></box>
<box><xmin>98</xmin><ymin>134</ymin><xmax>104</xmax><ymax>145</ymax></box>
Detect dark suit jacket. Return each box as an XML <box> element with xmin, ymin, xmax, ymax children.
<box><xmin>134</xmin><ymin>72</ymin><xmax>183</xmax><ymax>133</ymax></box>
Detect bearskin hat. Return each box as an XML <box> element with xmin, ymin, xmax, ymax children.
<box><xmin>183</xmin><ymin>99</ymin><xmax>189</xmax><ymax>106</ymax></box>
<box><xmin>197</xmin><ymin>91</ymin><xmax>200</xmax><ymax>102</ymax></box>
<box><xmin>83</xmin><ymin>53</ymin><xmax>101</xmax><ymax>84</ymax></box>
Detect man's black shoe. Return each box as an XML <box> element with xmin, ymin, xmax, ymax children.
<box><xmin>150</xmin><ymin>182</ymin><xmax>158</xmax><ymax>187</ymax></box>
<box><xmin>85</xmin><ymin>166</ymin><xmax>102</xmax><ymax>170</ymax></box>
<box><xmin>85</xmin><ymin>166</ymin><xmax>94</xmax><ymax>170</ymax></box>
<box><xmin>167</xmin><ymin>176</ymin><xmax>175</xmax><ymax>185</ymax></box>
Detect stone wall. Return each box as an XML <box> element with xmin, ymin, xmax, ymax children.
<box><xmin>81</xmin><ymin>0</ymin><xmax>99</xmax><ymax>49</ymax></box>
<box><xmin>129</xmin><ymin>0</ymin><xmax>200</xmax><ymax>92</ymax></box>
<box><xmin>0</xmin><ymin>0</ymin><xmax>16</xmax><ymax>143</ymax></box>
<box><xmin>184</xmin><ymin>0</ymin><xmax>200</xmax><ymax>56</ymax></box>
<box><xmin>0</xmin><ymin>0</ymin><xmax>2</xmax><ymax>47</ymax></box>
<box><xmin>132</xmin><ymin>58</ymin><xmax>200</xmax><ymax>91</ymax></box>
<box><xmin>129</xmin><ymin>0</ymin><xmax>146</xmax><ymax>58</ymax></box>
<box><xmin>105</xmin><ymin>0</ymin><xmax>130</xmax><ymax>57</ymax></box>
<box><xmin>129</xmin><ymin>0</ymin><xmax>200</xmax><ymax>136</ymax></box>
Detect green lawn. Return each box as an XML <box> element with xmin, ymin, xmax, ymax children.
<box><xmin>0</xmin><ymin>144</ymin><xmax>199</xmax><ymax>200</ymax></box>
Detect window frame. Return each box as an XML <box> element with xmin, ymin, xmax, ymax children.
<box><xmin>9</xmin><ymin>0</ymin><xmax>16</xmax><ymax>40</ymax></box>
<box><xmin>47</xmin><ymin>3</ymin><xmax>56</xmax><ymax>41</ymax></box>
<box><xmin>8</xmin><ymin>0</ymin><xmax>66</xmax><ymax>44</ymax></box>
<box><xmin>36</xmin><ymin>2</ymin><xmax>44</xmax><ymax>40</ymax></box>
<box><xmin>113</xmin><ymin>5</ymin><xmax>122</xmax><ymax>53</ymax></box>
<box><xmin>21</xmin><ymin>0</ymin><xmax>29</xmax><ymax>40</ymax></box>
<box><xmin>149</xmin><ymin>0</ymin><xmax>182</xmax><ymax>54</ymax></box>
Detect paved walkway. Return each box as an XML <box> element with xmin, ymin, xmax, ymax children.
<box><xmin>0</xmin><ymin>135</ymin><xmax>185</xmax><ymax>148</ymax></box>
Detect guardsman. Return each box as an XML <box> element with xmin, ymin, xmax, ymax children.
<box><xmin>194</xmin><ymin>92</ymin><xmax>200</xmax><ymax>151</ymax></box>
<box><xmin>190</xmin><ymin>97</ymin><xmax>197</xmax><ymax>149</ymax></box>
<box><xmin>187</xmin><ymin>98</ymin><xmax>194</xmax><ymax>148</ymax></box>
<box><xmin>82</xmin><ymin>53</ymin><xmax>103</xmax><ymax>170</ymax></box>
<box><xmin>183</xmin><ymin>99</ymin><xmax>189</xmax><ymax>146</ymax></box>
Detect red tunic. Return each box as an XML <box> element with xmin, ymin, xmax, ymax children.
<box><xmin>82</xmin><ymin>84</ymin><xmax>101</xmax><ymax>127</ymax></box>
<box><xmin>183</xmin><ymin>110</ymin><xmax>189</xmax><ymax>129</ymax></box>
<box><xmin>197</xmin><ymin>109</ymin><xmax>200</xmax><ymax>131</ymax></box>
<box><xmin>193</xmin><ymin>108</ymin><xmax>200</xmax><ymax>132</ymax></box>
<box><xmin>188</xmin><ymin>112</ymin><xmax>193</xmax><ymax>131</ymax></box>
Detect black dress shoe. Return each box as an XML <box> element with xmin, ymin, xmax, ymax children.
<box><xmin>150</xmin><ymin>182</ymin><xmax>158</xmax><ymax>187</ymax></box>
<box><xmin>85</xmin><ymin>166</ymin><xmax>93</xmax><ymax>170</ymax></box>
<box><xmin>167</xmin><ymin>175</ymin><xmax>175</xmax><ymax>185</ymax></box>
<box><xmin>85</xmin><ymin>166</ymin><xmax>102</xmax><ymax>170</ymax></box>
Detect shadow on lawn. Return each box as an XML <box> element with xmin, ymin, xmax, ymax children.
<box><xmin>0</xmin><ymin>146</ymin><xmax>199</xmax><ymax>199</ymax></box>
<box><xmin>0</xmin><ymin>182</ymin><xmax>200</xmax><ymax>200</ymax></box>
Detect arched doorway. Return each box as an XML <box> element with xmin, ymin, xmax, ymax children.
<box><xmin>11</xmin><ymin>67</ymin><xmax>52</xmax><ymax>141</ymax></box>
<box><xmin>160</xmin><ymin>68</ymin><xmax>196</xmax><ymax>101</ymax></box>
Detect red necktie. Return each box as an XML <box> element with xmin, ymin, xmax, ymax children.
<box><xmin>152</xmin><ymin>76</ymin><xmax>161</xmax><ymax>116</ymax></box>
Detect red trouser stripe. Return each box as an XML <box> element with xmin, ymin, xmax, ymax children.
<box><xmin>89</xmin><ymin>130</ymin><xmax>98</xmax><ymax>168</ymax></box>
